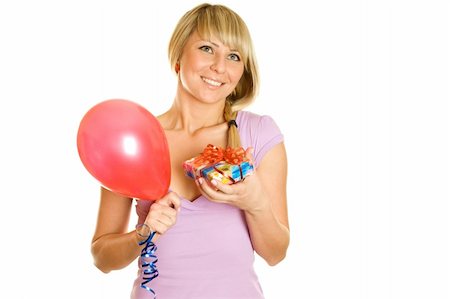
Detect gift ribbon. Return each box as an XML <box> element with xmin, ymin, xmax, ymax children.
<box><xmin>193</xmin><ymin>144</ymin><xmax>223</xmax><ymax>165</ymax></box>
<box><xmin>194</xmin><ymin>144</ymin><xmax>248</xmax><ymax>166</ymax></box>
<box><xmin>224</xmin><ymin>146</ymin><xmax>246</xmax><ymax>164</ymax></box>
<box><xmin>139</xmin><ymin>231</ymin><xmax>158</xmax><ymax>298</ymax></box>
<box><xmin>212</xmin><ymin>163</ymin><xmax>245</xmax><ymax>184</ymax></box>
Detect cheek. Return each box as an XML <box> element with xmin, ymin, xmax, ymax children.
<box><xmin>231</xmin><ymin>67</ymin><xmax>245</xmax><ymax>84</ymax></box>
<box><xmin>184</xmin><ymin>51</ymin><xmax>210</xmax><ymax>70</ymax></box>
<box><xmin>180</xmin><ymin>52</ymin><xmax>197</xmax><ymax>72</ymax></box>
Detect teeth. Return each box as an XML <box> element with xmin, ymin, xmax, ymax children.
<box><xmin>202</xmin><ymin>77</ymin><xmax>222</xmax><ymax>87</ymax></box>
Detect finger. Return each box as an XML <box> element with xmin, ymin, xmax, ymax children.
<box><xmin>197</xmin><ymin>178</ymin><xmax>232</xmax><ymax>202</ymax></box>
<box><xmin>210</xmin><ymin>179</ymin><xmax>235</xmax><ymax>195</ymax></box>
<box><xmin>197</xmin><ymin>177</ymin><xmax>218</xmax><ymax>193</ymax></box>
<box><xmin>148</xmin><ymin>206</ymin><xmax>177</xmax><ymax>232</ymax></box>
<box><xmin>167</xmin><ymin>192</ymin><xmax>182</xmax><ymax>211</ymax></box>
<box><xmin>159</xmin><ymin>192</ymin><xmax>182</xmax><ymax>211</ymax></box>
<box><xmin>161</xmin><ymin>205</ymin><xmax>178</xmax><ymax>220</ymax></box>
<box><xmin>148</xmin><ymin>219</ymin><xmax>169</xmax><ymax>235</ymax></box>
<box><xmin>155</xmin><ymin>212</ymin><xmax>176</xmax><ymax>227</ymax></box>
<box><xmin>245</xmin><ymin>147</ymin><xmax>255</xmax><ymax>163</ymax></box>
<box><xmin>151</xmin><ymin>203</ymin><xmax>177</xmax><ymax>221</ymax></box>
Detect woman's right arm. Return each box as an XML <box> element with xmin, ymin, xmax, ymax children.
<box><xmin>91</xmin><ymin>187</ymin><xmax>141</xmax><ymax>273</ymax></box>
<box><xmin>91</xmin><ymin>187</ymin><xmax>181</xmax><ymax>273</ymax></box>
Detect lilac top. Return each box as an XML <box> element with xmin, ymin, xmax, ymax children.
<box><xmin>131</xmin><ymin>111</ymin><xmax>284</xmax><ymax>299</ymax></box>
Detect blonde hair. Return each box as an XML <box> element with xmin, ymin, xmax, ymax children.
<box><xmin>168</xmin><ymin>3</ymin><xmax>259</xmax><ymax>147</ymax></box>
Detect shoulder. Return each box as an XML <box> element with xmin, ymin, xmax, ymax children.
<box><xmin>236</xmin><ymin>111</ymin><xmax>282</xmax><ymax>133</ymax></box>
<box><xmin>236</xmin><ymin>111</ymin><xmax>284</xmax><ymax>167</ymax></box>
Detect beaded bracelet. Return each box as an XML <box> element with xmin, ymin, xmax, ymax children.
<box><xmin>136</xmin><ymin>223</ymin><xmax>152</xmax><ymax>239</ymax></box>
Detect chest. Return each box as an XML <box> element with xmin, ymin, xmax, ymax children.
<box><xmin>165</xmin><ymin>131</ymin><xmax>227</xmax><ymax>201</ymax></box>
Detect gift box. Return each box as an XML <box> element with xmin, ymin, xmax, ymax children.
<box><xmin>183</xmin><ymin>144</ymin><xmax>254</xmax><ymax>185</ymax></box>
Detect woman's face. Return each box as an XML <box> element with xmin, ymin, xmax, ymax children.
<box><xmin>178</xmin><ymin>30</ymin><xmax>244</xmax><ymax>104</ymax></box>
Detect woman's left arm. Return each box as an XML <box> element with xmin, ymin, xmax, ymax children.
<box><xmin>243</xmin><ymin>143</ymin><xmax>289</xmax><ymax>265</ymax></box>
<box><xmin>197</xmin><ymin>143</ymin><xmax>290</xmax><ymax>266</ymax></box>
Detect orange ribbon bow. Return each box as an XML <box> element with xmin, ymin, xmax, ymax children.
<box><xmin>193</xmin><ymin>144</ymin><xmax>248</xmax><ymax>166</ymax></box>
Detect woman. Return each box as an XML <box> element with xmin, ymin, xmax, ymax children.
<box><xmin>91</xmin><ymin>3</ymin><xmax>289</xmax><ymax>298</ymax></box>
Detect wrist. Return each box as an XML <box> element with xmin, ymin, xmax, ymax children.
<box><xmin>245</xmin><ymin>202</ymin><xmax>271</xmax><ymax>217</ymax></box>
<box><xmin>135</xmin><ymin>223</ymin><xmax>152</xmax><ymax>244</ymax></box>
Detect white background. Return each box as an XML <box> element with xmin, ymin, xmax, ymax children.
<box><xmin>0</xmin><ymin>0</ymin><xmax>448</xmax><ymax>298</ymax></box>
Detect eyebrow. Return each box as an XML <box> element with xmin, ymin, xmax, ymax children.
<box><xmin>207</xmin><ymin>40</ymin><xmax>239</xmax><ymax>53</ymax></box>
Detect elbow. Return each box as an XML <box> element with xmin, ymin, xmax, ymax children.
<box><xmin>91</xmin><ymin>242</ymin><xmax>111</xmax><ymax>274</ymax></box>
<box><xmin>94</xmin><ymin>260</ymin><xmax>111</xmax><ymax>274</ymax></box>
<box><xmin>266</xmin><ymin>251</ymin><xmax>287</xmax><ymax>266</ymax></box>
<box><xmin>264</xmin><ymin>236</ymin><xmax>290</xmax><ymax>266</ymax></box>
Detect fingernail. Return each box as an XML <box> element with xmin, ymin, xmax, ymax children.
<box><xmin>211</xmin><ymin>179</ymin><xmax>218</xmax><ymax>186</ymax></box>
<box><xmin>198</xmin><ymin>178</ymin><xmax>203</xmax><ymax>184</ymax></box>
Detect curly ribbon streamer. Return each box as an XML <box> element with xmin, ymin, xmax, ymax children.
<box><xmin>139</xmin><ymin>231</ymin><xmax>158</xmax><ymax>298</ymax></box>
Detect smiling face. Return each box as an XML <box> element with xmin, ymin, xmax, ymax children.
<box><xmin>177</xmin><ymin>31</ymin><xmax>245</xmax><ymax>104</ymax></box>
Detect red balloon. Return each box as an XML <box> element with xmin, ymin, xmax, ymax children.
<box><xmin>77</xmin><ymin>99</ymin><xmax>170</xmax><ymax>200</ymax></box>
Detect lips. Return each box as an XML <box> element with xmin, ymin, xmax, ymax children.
<box><xmin>201</xmin><ymin>76</ymin><xmax>223</xmax><ymax>87</ymax></box>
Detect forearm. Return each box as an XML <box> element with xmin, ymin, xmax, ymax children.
<box><xmin>245</xmin><ymin>206</ymin><xmax>290</xmax><ymax>266</ymax></box>
<box><xmin>91</xmin><ymin>230</ymin><xmax>160</xmax><ymax>273</ymax></box>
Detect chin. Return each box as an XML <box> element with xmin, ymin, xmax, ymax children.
<box><xmin>196</xmin><ymin>94</ymin><xmax>228</xmax><ymax>104</ymax></box>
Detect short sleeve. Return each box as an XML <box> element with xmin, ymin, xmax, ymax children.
<box><xmin>236</xmin><ymin>111</ymin><xmax>284</xmax><ymax>168</ymax></box>
<box><xmin>253</xmin><ymin>115</ymin><xmax>284</xmax><ymax>167</ymax></box>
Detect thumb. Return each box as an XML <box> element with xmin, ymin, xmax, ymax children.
<box><xmin>161</xmin><ymin>192</ymin><xmax>181</xmax><ymax>211</ymax></box>
<box><xmin>245</xmin><ymin>147</ymin><xmax>255</xmax><ymax>163</ymax></box>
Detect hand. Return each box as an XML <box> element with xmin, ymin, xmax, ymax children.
<box><xmin>195</xmin><ymin>148</ymin><xmax>269</xmax><ymax>214</ymax></box>
<box><xmin>143</xmin><ymin>192</ymin><xmax>181</xmax><ymax>236</ymax></box>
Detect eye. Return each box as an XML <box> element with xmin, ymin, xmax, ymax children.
<box><xmin>228</xmin><ymin>53</ymin><xmax>241</xmax><ymax>61</ymax></box>
<box><xmin>199</xmin><ymin>45</ymin><xmax>213</xmax><ymax>54</ymax></box>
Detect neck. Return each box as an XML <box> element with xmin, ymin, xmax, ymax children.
<box><xmin>160</xmin><ymin>88</ymin><xmax>226</xmax><ymax>134</ymax></box>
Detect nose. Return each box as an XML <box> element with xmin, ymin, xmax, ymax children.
<box><xmin>210</xmin><ymin>56</ymin><xmax>226</xmax><ymax>74</ymax></box>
